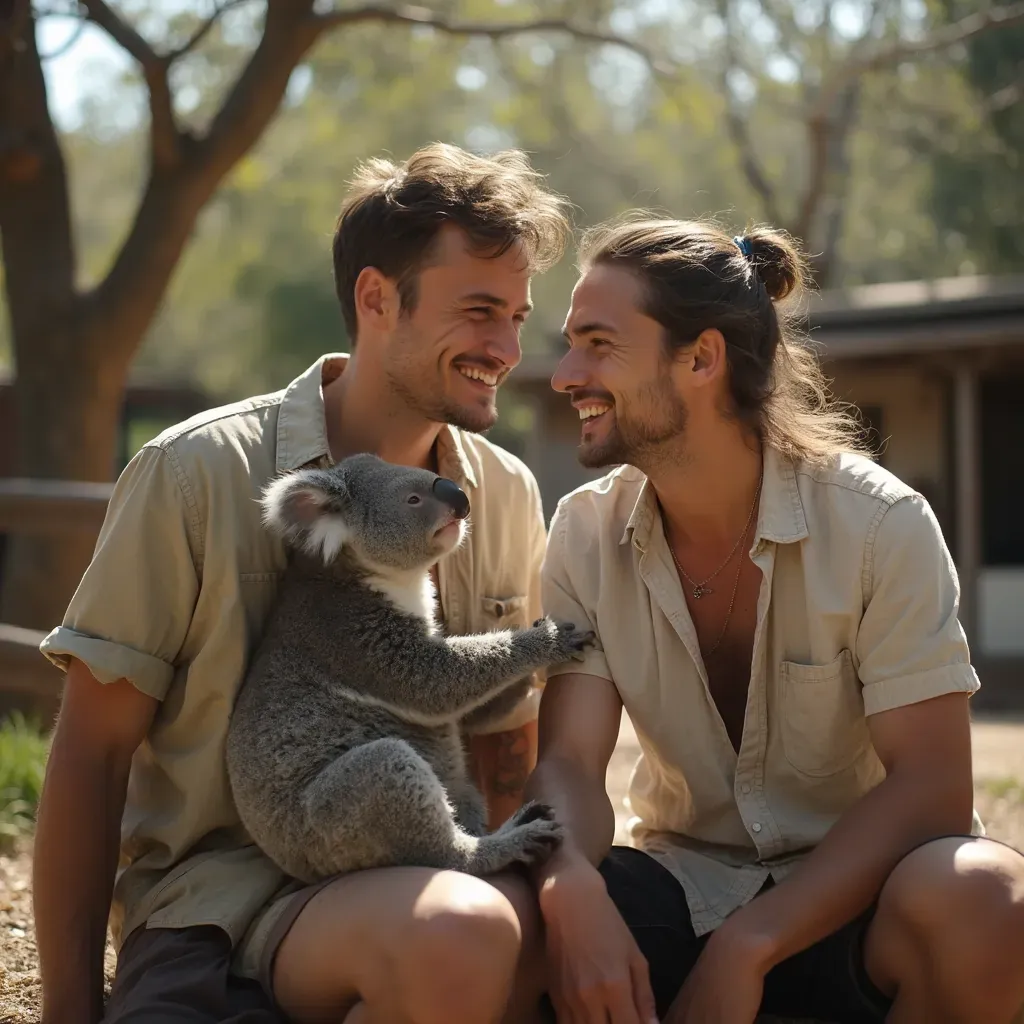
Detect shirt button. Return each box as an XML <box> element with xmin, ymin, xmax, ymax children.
<box><xmin>741</xmin><ymin>783</ymin><xmax>751</xmax><ymax>794</ymax></box>
<box><xmin>751</xmin><ymin>823</ymin><xmax>762</xmax><ymax>833</ymax></box>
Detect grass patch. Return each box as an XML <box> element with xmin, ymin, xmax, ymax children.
<box><xmin>0</xmin><ymin>712</ymin><xmax>50</xmax><ymax>850</ymax></box>
<box><xmin>978</xmin><ymin>776</ymin><xmax>1024</xmax><ymax>802</ymax></box>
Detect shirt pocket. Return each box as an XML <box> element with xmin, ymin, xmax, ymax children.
<box><xmin>779</xmin><ymin>649</ymin><xmax>871</xmax><ymax>778</ymax></box>
<box><xmin>480</xmin><ymin>594</ymin><xmax>530</xmax><ymax>630</ymax></box>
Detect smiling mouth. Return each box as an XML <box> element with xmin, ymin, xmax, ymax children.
<box><xmin>456</xmin><ymin>365</ymin><xmax>500</xmax><ymax>389</ymax></box>
<box><xmin>577</xmin><ymin>403</ymin><xmax>613</xmax><ymax>429</ymax></box>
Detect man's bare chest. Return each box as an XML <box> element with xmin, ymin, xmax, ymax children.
<box><xmin>684</xmin><ymin>557</ymin><xmax>762</xmax><ymax>752</ymax></box>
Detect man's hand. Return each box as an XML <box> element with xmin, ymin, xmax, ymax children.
<box><xmin>540</xmin><ymin>860</ymin><xmax>659</xmax><ymax>1024</ymax></box>
<box><xmin>664</xmin><ymin>926</ymin><xmax>770</xmax><ymax>1024</ymax></box>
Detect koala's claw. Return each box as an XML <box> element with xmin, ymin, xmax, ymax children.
<box><xmin>530</xmin><ymin>616</ymin><xmax>595</xmax><ymax>662</ymax></box>
<box><xmin>554</xmin><ymin>626</ymin><xmax>596</xmax><ymax>662</ymax></box>
<box><xmin>508</xmin><ymin>818</ymin><xmax>564</xmax><ymax>866</ymax></box>
<box><xmin>504</xmin><ymin>799</ymin><xmax>556</xmax><ymax>828</ymax></box>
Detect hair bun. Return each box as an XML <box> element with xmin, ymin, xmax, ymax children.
<box><xmin>742</xmin><ymin>226</ymin><xmax>806</xmax><ymax>303</ymax></box>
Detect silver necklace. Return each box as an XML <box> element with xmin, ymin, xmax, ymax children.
<box><xmin>669</xmin><ymin>473</ymin><xmax>763</xmax><ymax>600</ymax></box>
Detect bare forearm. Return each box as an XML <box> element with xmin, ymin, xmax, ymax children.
<box><xmin>525</xmin><ymin>754</ymin><xmax>617</xmax><ymax>877</ymax></box>
<box><xmin>719</xmin><ymin>767</ymin><xmax>974</xmax><ymax>969</ymax></box>
<box><xmin>467</xmin><ymin>720</ymin><xmax>538</xmax><ymax>829</ymax></box>
<box><xmin>33</xmin><ymin>742</ymin><xmax>129</xmax><ymax>1024</ymax></box>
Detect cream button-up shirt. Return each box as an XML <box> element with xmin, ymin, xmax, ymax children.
<box><xmin>541</xmin><ymin>446</ymin><xmax>981</xmax><ymax>936</ymax></box>
<box><xmin>40</xmin><ymin>354</ymin><xmax>548</xmax><ymax>976</ymax></box>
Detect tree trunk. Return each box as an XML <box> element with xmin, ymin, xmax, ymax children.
<box><xmin>0</xmin><ymin>3</ymin><xmax>324</xmax><ymax>633</ymax></box>
<box><xmin>0</xmin><ymin>334</ymin><xmax>130</xmax><ymax>631</ymax></box>
<box><xmin>0</xmin><ymin>4</ymin><xmax>103</xmax><ymax>633</ymax></box>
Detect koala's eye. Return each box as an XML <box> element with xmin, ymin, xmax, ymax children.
<box><xmin>406</xmin><ymin>495</ymin><xmax>422</xmax><ymax>505</ymax></box>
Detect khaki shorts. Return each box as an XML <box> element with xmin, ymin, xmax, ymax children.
<box><xmin>105</xmin><ymin>881</ymin><xmax>332</xmax><ymax>1021</ymax></box>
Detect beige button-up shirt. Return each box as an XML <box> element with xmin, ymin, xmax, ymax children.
<box><xmin>40</xmin><ymin>354</ymin><xmax>547</xmax><ymax>975</ymax></box>
<box><xmin>541</xmin><ymin>446</ymin><xmax>982</xmax><ymax>936</ymax></box>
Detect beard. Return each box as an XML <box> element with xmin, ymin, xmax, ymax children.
<box><xmin>388</xmin><ymin>368</ymin><xmax>497</xmax><ymax>434</ymax></box>
<box><xmin>579</xmin><ymin>373</ymin><xmax>688</xmax><ymax>471</ymax></box>
<box><xmin>385</xmin><ymin>324</ymin><xmax>499</xmax><ymax>434</ymax></box>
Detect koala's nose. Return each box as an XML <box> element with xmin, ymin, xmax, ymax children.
<box><xmin>432</xmin><ymin>477</ymin><xmax>470</xmax><ymax>520</ymax></box>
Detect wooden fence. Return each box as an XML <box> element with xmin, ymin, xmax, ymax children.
<box><xmin>0</xmin><ymin>478</ymin><xmax>113</xmax><ymax>711</ymax></box>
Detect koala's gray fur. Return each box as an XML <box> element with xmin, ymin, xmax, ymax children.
<box><xmin>225</xmin><ymin>452</ymin><xmax>594</xmax><ymax>885</ymax></box>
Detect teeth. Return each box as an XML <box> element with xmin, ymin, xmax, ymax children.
<box><xmin>578</xmin><ymin>405</ymin><xmax>611</xmax><ymax>421</ymax></box>
<box><xmin>457</xmin><ymin>366</ymin><xmax>499</xmax><ymax>387</ymax></box>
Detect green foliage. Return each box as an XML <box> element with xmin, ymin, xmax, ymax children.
<box><xmin>4</xmin><ymin>0</ymin><xmax>1020</xmax><ymax>403</ymax></box>
<box><xmin>927</xmin><ymin>0</ymin><xmax>1024</xmax><ymax>275</ymax></box>
<box><xmin>0</xmin><ymin>712</ymin><xmax>49</xmax><ymax>850</ymax></box>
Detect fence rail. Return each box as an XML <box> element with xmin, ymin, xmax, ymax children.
<box><xmin>0</xmin><ymin>478</ymin><xmax>113</xmax><ymax>535</ymax></box>
<box><xmin>0</xmin><ymin>623</ymin><xmax>61</xmax><ymax>700</ymax></box>
<box><xmin>0</xmin><ymin>478</ymin><xmax>111</xmax><ymax>711</ymax></box>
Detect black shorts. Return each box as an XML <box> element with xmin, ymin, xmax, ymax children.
<box><xmin>598</xmin><ymin>846</ymin><xmax>892</xmax><ymax>1024</ymax></box>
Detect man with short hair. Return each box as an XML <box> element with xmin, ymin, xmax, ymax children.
<box><xmin>527</xmin><ymin>215</ymin><xmax>1024</xmax><ymax>1024</ymax></box>
<box><xmin>33</xmin><ymin>142</ymin><xmax>569</xmax><ymax>1024</ymax></box>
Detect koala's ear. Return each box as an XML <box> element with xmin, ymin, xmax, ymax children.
<box><xmin>261</xmin><ymin>471</ymin><xmax>351</xmax><ymax>562</ymax></box>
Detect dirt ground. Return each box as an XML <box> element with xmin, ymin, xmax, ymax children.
<box><xmin>2</xmin><ymin>713</ymin><xmax>1022</xmax><ymax>1024</ymax></box>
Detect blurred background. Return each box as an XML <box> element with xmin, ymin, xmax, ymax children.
<box><xmin>1</xmin><ymin>10</ymin><xmax>1023</xmax><ymax>1014</ymax></box>
<box><xmin>1</xmin><ymin>0</ymin><xmax>1022</xmax><ymax>714</ymax></box>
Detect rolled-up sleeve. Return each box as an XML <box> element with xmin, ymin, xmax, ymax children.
<box><xmin>541</xmin><ymin>501</ymin><xmax>612</xmax><ymax>682</ymax></box>
<box><xmin>856</xmin><ymin>493</ymin><xmax>980</xmax><ymax>716</ymax></box>
<box><xmin>39</xmin><ymin>444</ymin><xmax>200</xmax><ymax>701</ymax></box>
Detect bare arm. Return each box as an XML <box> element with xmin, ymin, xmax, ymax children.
<box><xmin>33</xmin><ymin>658</ymin><xmax>157</xmax><ymax>1024</ymax></box>
<box><xmin>467</xmin><ymin>719</ymin><xmax>539</xmax><ymax>829</ymax></box>
<box><xmin>523</xmin><ymin>672</ymin><xmax>659</xmax><ymax>1023</ymax></box>
<box><xmin>706</xmin><ymin>691</ymin><xmax>974</xmax><ymax>972</ymax></box>
<box><xmin>525</xmin><ymin>671</ymin><xmax>624</xmax><ymax>883</ymax></box>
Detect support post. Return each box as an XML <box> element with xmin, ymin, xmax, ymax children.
<box><xmin>953</xmin><ymin>364</ymin><xmax>981</xmax><ymax>646</ymax></box>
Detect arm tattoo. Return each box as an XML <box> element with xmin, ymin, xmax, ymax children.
<box><xmin>490</xmin><ymin>727</ymin><xmax>533</xmax><ymax>797</ymax></box>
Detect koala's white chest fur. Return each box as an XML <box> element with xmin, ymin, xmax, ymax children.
<box><xmin>364</xmin><ymin>569</ymin><xmax>440</xmax><ymax>634</ymax></box>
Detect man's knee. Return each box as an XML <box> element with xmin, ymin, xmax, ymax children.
<box><xmin>876</xmin><ymin>836</ymin><xmax>1024</xmax><ymax>992</ymax></box>
<box><xmin>398</xmin><ymin>877</ymin><xmax>523</xmax><ymax>1024</ymax></box>
<box><xmin>881</xmin><ymin>837</ymin><xmax>1024</xmax><ymax>932</ymax></box>
<box><xmin>273</xmin><ymin>867</ymin><xmax>532</xmax><ymax>1024</ymax></box>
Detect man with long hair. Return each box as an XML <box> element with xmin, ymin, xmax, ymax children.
<box><xmin>528</xmin><ymin>215</ymin><xmax>1024</xmax><ymax>1023</ymax></box>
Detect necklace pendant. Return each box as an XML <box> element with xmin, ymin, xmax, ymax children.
<box><xmin>692</xmin><ymin>584</ymin><xmax>712</xmax><ymax>599</ymax></box>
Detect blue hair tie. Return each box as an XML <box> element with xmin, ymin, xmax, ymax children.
<box><xmin>733</xmin><ymin>234</ymin><xmax>753</xmax><ymax>259</ymax></box>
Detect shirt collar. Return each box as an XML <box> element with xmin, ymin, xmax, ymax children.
<box><xmin>275</xmin><ymin>352</ymin><xmax>478</xmax><ymax>488</ymax></box>
<box><xmin>620</xmin><ymin>443</ymin><xmax>809</xmax><ymax>550</ymax></box>
<box><xmin>275</xmin><ymin>354</ymin><xmax>342</xmax><ymax>473</ymax></box>
<box><xmin>435</xmin><ymin>426</ymin><xmax>479</xmax><ymax>489</ymax></box>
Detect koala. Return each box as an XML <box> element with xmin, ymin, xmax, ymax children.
<box><xmin>225</xmin><ymin>452</ymin><xmax>594</xmax><ymax>885</ymax></box>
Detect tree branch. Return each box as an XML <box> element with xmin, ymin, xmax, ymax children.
<box><xmin>987</xmin><ymin>75</ymin><xmax>1024</xmax><ymax>112</ymax></box>
<box><xmin>800</xmin><ymin>79</ymin><xmax>861</xmax><ymax>285</ymax></box>
<box><xmin>0</xmin><ymin>1</ymin><xmax>78</xmax><ymax>347</ymax></box>
<box><xmin>78</xmin><ymin>0</ymin><xmax>157</xmax><ymax>66</ymax></box>
<box><xmin>37</xmin><ymin>17</ymin><xmax>87</xmax><ymax>60</ymax></box>
<box><xmin>714</xmin><ymin>0</ymin><xmax>781</xmax><ymax>225</ymax></box>
<box><xmin>812</xmin><ymin>0</ymin><xmax>1024</xmax><ymax>120</ymax></box>
<box><xmin>309</xmin><ymin>3</ymin><xmax>679</xmax><ymax>76</ymax></box>
<box><xmin>87</xmin><ymin>0</ymin><xmax>321</xmax><ymax>354</ymax></box>
<box><xmin>78</xmin><ymin>0</ymin><xmax>181</xmax><ymax>168</ymax></box>
<box><xmin>165</xmin><ymin>0</ymin><xmax>256</xmax><ymax>61</ymax></box>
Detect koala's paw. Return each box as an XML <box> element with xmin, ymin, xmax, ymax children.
<box><xmin>504</xmin><ymin>799</ymin><xmax>556</xmax><ymax>829</ymax></box>
<box><xmin>533</xmin><ymin>616</ymin><xmax>596</xmax><ymax>663</ymax></box>
<box><xmin>503</xmin><ymin>806</ymin><xmax>564</xmax><ymax>867</ymax></box>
